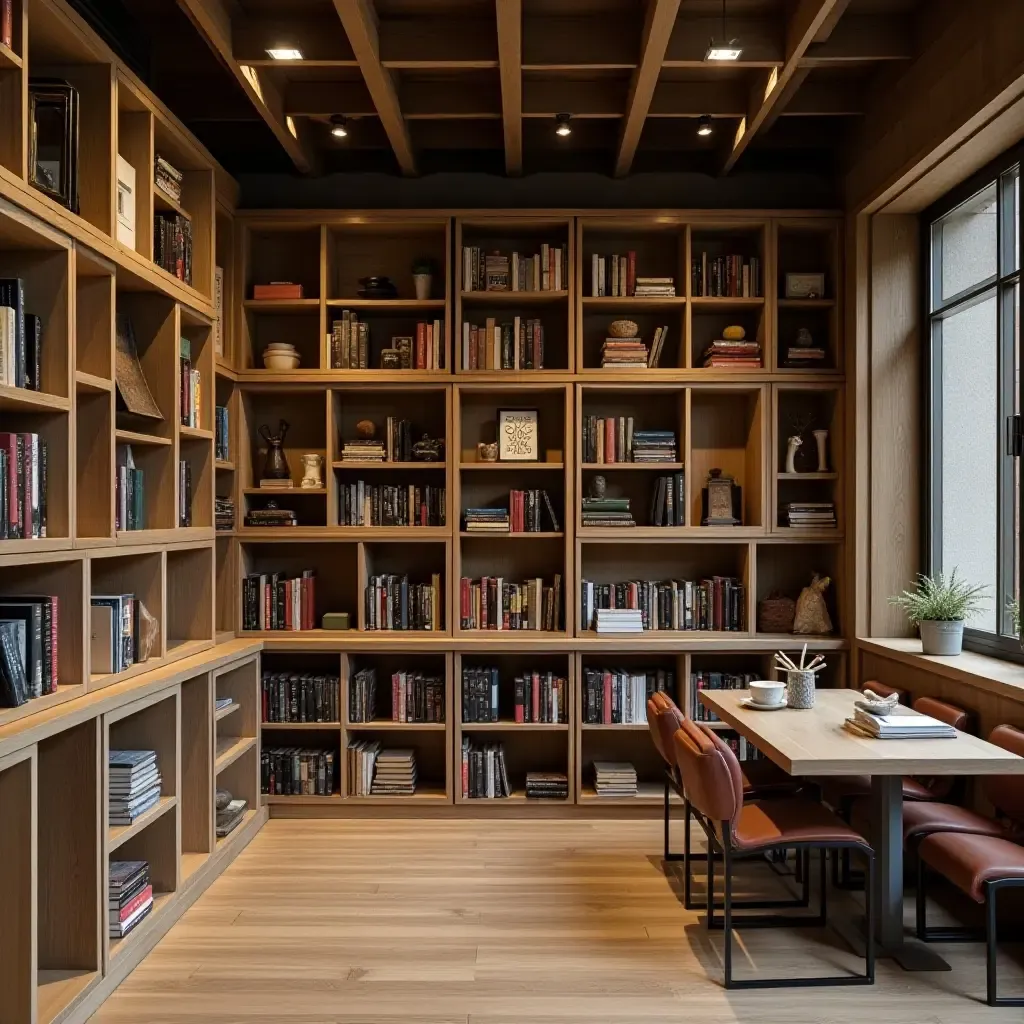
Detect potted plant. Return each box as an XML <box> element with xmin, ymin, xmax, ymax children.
<box><xmin>889</xmin><ymin>569</ymin><xmax>988</xmax><ymax>656</ymax></box>
<box><xmin>412</xmin><ymin>257</ymin><xmax>436</xmax><ymax>300</ymax></box>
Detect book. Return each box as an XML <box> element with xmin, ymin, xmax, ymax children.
<box><xmin>216</xmin><ymin>798</ymin><xmax>247</xmax><ymax>837</ymax></box>
<box><xmin>593</xmin><ymin>761</ymin><xmax>638</xmax><ymax>797</ymax></box>
<box><xmin>262</xmin><ymin>747</ymin><xmax>336</xmax><ymax>796</ymax></box>
<box><xmin>0</xmin><ymin>618</ymin><xmax>28</xmax><ymax>706</ymax></box>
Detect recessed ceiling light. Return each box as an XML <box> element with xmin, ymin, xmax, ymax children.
<box><xmin>704</xmin><ymin>0</ymin><xmax>741</xmax><ymax>60</ymax></box>
<box><xmin>555</xmin><ymin>112</ymin><xmax>572</xmax><ymax>137</ymax></box>
<box><xmin>266</xmin><ymin>47</ymin><xmax>303</xmax><ymax>61</ymax></box>
<box><xmin>697</xmin><ymin>115</ymin><xmax>713</xmax><ymax>137</ymax></box>
<box><xmin>330</xmin><ymin>114</ymin><xmax>349</xmax><ymax>139</ymax></box>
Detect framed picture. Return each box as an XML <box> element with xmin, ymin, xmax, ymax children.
<box><xmin>498</xmin><ymin>408</ymin><xmax>539</xmax><ymax>461</ymax></box>
<box><xmin>115</xmin><ymin>154</ymin><xmax>136</xmax><ymax>248</ymax></box>
<box><xmin>28</xmin><ymin>78</ymin><xmax>79</xmax><ymax>214</ymax></box>
<box><xmin>784</xmin><ymin>273</ymin><xmax>826</xmax><ymax>299</ymax></box>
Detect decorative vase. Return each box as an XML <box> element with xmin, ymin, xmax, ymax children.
<box><xmin>300</xmin><ymin>453</ymin><xmax>323</xmax><ymax>489</ymax></box>
<box><xmin>813</xmin><ymin>429</ymin><xmax>829</xmax><ymax>472</ymax></box>
<box><xmin>785</xmin><ymin>435</ymin><xmax>803</xmax><ymax>474</ymax></box>
<box><xmin>413</xmin><ymin>272</ymin><xmax>432</xmax><ymax>301</ymax></box>
<box><xmin>919</xmin><ymin>619</ymin><xmax>964</xmax><ymax>656</ymax></box>
<box><xmin>786</xmin><ymin>669</ymin><xmax>815</xmax><ymax>709</ymax></box>
<box><xmin>259</xmin><ymin>420</ymin><xmax>290</xmax><ymax>480</ymax></box>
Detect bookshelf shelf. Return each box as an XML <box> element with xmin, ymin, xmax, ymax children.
<box><xmin>75</xmin><ymin>370</ymin><xmax>114</xmax><ymax>394</ymax></box>
<box><xmin>332</xmin><ymin>460</ymin><xmax>444</xmax><ymax>471</ymax></box>
<box><xmin>242</xmin><ymin>298</ymin><xmax>320</xmax><ymax>312</ymax></box>
<box><xmin>261</xmin><ymin>720</ymin><xmax>341</xmax><ymax>730</ymax></box>
<box><xmin>0</xmin><ymin>39</ymin><xmax>22</xmax><ymax>70</ymax></box>
<box><xmin>215</xmin><ymin>808</ymin><xmax>258</xmax><ymax>848</ymax></box>
<box><xmin>462</xmin><ymin>721</ymin><xmax>569</xmax><ymax>732</ymax></box>
<box><xmin>215</xmin><ymin>701</ymin><xmax>240</xmax><ymax>722</ymax></box>
<box><xmin>0</xmin><ymin>385</ymin><xmax>71</xmax><ymax>412</ymax></box>
<box><xmin>689</xmin><ymin>296</ymin><xmax>765</xmax><ymax>308</ymax></box>
<box><xmin>461</xmin><ymin>290</ymin><xmax>569</xmax><ymax>305</ymax></box>
<box><xmin>460</xmin><ymin>461</ymin><xmax>564</xmax><ymax>471</ymax></box>
<box><xmin>152</xmin><ymin>183</ymin><xmax>191</xmax><ymax>221</ymax></box>
<box><xmin>580</xmin><ymin>462</ymin><xmax>684</xmax><ymax>471</ymax></box>
<box><xmin>777</xmin><ymin>471</ymin><xmax>838</xmax><ymax>480</ymax></box>
<box><xmin>108</xmin><ymin>794</ymin><xmax>178</xmax><ymax>851</ymax></box>
<box><xmin>327</xmin><ymin>298</ymin><xmax>446</xmax><ymax>311</ymax></box>
<box><xmin>37</xmin><ymin>970</ymin><xmax>100</xmax><ymax>1024</ymax></box>
<box><xmin>346</xmin><ymin>720</ymin><xmax>447</xmax><ymax>731</ymax></box>
<box><xmin>214</xmin><ymin>734</ymin><xmax>256</xmax><ymax>773</ymax></box>
<box><xmin>215</xmin><ymin>459</ymin><xmax>235</xmax><ymax>471</ymax></box>
<box><xmin>581</xmin><ymin>296</ymin><xmax>686</xmax><ymax>311</ymax></box>
<box><xmin>459</xmin><ymin>531</ymin><xmax>564</xmax><ymax>540</ymax></box>
<box><xmin>179</xmin><ymin>425</ymin><xmax>214</xmax><ymax>441</ymax></box>
<box><xmin>114</xmin><ymin>427</ymin><xmax>173</xmax><ymax>447</ymax></box>
<box><xmin>778</xmin><ymin>298</ymin><xmax>835</xmax><ymax>309</ymax></box>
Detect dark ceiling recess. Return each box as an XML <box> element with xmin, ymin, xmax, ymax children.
<box><xmin>70</xmin><ymin>0</ymin><xmax>928</xmax><ymax>182</ymax></box>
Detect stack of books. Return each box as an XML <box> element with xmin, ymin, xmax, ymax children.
<box><xmin>215</xmin><ymin>695</ymin><xmax>234</xmax><ymax>715</ymax></box>
<box><xmin>594</xmin><ymin>608</ymin><xmax>644</xmax><ymax>633</ymax></box>
<box><xmin>631</xmin><ymin>430</ymin><xmax>677</xmax><ymax>462</ymax></box>
<box><xmin>340</xmin><ymin>439</ymin><xmax>386</xmax><ymax>462</ymax></box>
<box><xmin>600</xmin><ymin>337</ymin><xmax>648</xmax><ymax>368</ymax></box>
<box><xmin>461</xmin><ymin>739</ymin><xmax>510</xmax><ymax>798</ymax></box>
<box><xmin>784</xmin><ymin>344</ymin><xmax>828</xmax><ymax>368</ymax></box>
<box><xmin>463</xmin><ymin>507</ymin><xmax>510</xmax><ymax>532</ymax></box>
<box><xmin>262</xmin><ymin>747</ymin><xmax>336</xmax><ymax>795</ymax></box>
<box><xmin>244</xmin><ymin>505</ymin><xmax>298</xmax><ymax>528</ymax></box>
<box><xmin>702</xmin><ymin>339</ymin><xmax>762</xmax><ymax>368</ymax></box>
<box><xmin>215</xmin><ymin>794</ymin><xmax>247</xmax><ymax>838</ymax></box>
<box><xmin>784</xmin><ymin>501</ymin><xmax>837</xmax><ymax>528</ymax></box>
<box><xmin>593</xmin><ymin>762</ymin><xmax>638</xmax><ymax>798</ymax></box>
<box><xmin>581</xmin><ymin>495</ymin><xmax>634</xmax><ymax>527</ymax></box>
<box><xmin>108</xmin><ymin>750</ymin><xmax>161</xmax><ymax>826</ymax></box>
<box><xmin>154</xmin><ymin>155</ymin><xmax>183</xmax><ymax>204</ymax></box>
<box><xmin>525</xmin><ymin>772</ymin><xmax>569</xmax><ymax>800</ymax></box>
<box><xmin>845</xmin><ymin>707</ymin><xmax>958</xmax><ymax>740</ymax></box>
<box><xmin>634</xmin><ymin>276</ymin><xmax>675</xmax><ymax>297</ymax></box>
<box><xmin>215</xmin><ymin>496</ymin><xmax>234</xmax><ymax>531</ymax></box>
<box><xmin>370</xmin><ymin>749</ymin><xmax>417</xmax><ymax>796</ymax></box>
<box><xmin>649</xmin><ymin>472</ymin><xmax>685</xmax><ymax>526</ymax></box>
<box><xmin>109</xmin><ymin>860</ymin><xmax>153</xmax><ymax>940</ymax></box>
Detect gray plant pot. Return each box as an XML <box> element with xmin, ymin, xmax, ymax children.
<box><xmin>919</xmin><ymin>619</ymin><xmax>964</xmax><ymax>656</ymax></box>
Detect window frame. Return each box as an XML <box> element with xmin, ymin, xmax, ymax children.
<box><xmin>923</xmin><ymin>144</ymin><xmax>1024</xmax><ymax>661</ymax></box>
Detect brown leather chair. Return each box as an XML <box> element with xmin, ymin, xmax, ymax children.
<box><xmin>673</xmin><ymin>720</ymin><xmax>875</xmax><ymax>990</ymax></box>
<box><xmin>647</xmin><ymin>690</ymin><xmax>797</xmax><ymax>863</ymax></box>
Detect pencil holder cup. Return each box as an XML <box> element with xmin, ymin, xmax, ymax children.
<box><xmin>786</xmin><ymin>669</ymin><xmax>815</xmax><ymax>709</ymax></box>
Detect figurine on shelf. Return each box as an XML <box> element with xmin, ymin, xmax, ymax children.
<box><xmin>785</xmin><ymin>434</ymin><xmax>803</xmax><ymax>475</ymax></box>
<box><xmin>412</xmin><ymin>435</ymin><xmax>444</xmax><ymax>462</ymax></box>
<box><xmin>786</xmin><ymin>412</ymin><xmax>814</xmax><ymax>473</ymax></box>
<box><xmin>477</xmin><ymin>441</ymin><xmax>498</xmax><ymax>462</ymax></box>
<box><xmin>356</xmin><ymin>419</ymin><xmax>376</xmax><ymax>440</ymax></box>
<box><xmin>258</xmin><ymin>420</ymin><xmax>290</xmax><ymax>480</ymax></box>
<box><xmin>813</xmin><ymin>429</ymin><xmax>829</xmax><ymax>472</ymax></box>
<box><xmin>300</xmin><ymin>454</ymin><xmax>323</xmax><ymax>489</ymax></box>
<box><xmin>412</xmin><ymin>257</ymin><xmax>436</xmax><ymax>301</ymax></box>
<box><xmin>590</xmin><ymin>474</ymin><xmax>607</xmax><ymax>499</ymax></box>
<box><xmin>701</xmin><ymin>468</ymin><xmax>741</xmax><ymax>526</ymax></box>
<box><xmin>793</xmin><ymin>574</ymin><xmax>833</xmax><ymax>635</ymax></box>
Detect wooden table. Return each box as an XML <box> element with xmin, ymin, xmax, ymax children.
<box><xmin>698</xmin><ymin>687</ymin><xmax>1024</xmax><ymax>971</ymax></box>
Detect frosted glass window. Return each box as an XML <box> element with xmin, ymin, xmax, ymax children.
<box><xmin>936</xmin><ymin>183</ymin><xmax>997</xmax><ymax>303</ymax></box>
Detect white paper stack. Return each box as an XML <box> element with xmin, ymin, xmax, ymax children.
<box><xmin>595</xmin><ymin>608</ymin><xmax>644</xmax><ymax>634</ymax></box>
<box><xmin>593</xmin><ymin>761</ymin><xmax>638</xmax><ymax>798</ymax></box>
<box><xmin>847</xmin><ymin>708</ymin><xmax>957</xmax><ymax>740</ymax></box>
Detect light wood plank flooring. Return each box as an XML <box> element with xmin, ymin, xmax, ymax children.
<box><xmin>92</xmin><ymin>819</ymin><xmax>1024</xmax><ymax>1023</ymax></box>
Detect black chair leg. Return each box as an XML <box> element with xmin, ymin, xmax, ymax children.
<box><xmin>986</xmin><ymin>881</ymin><xmax>1024</xmax><ymax>1007</ymax></box>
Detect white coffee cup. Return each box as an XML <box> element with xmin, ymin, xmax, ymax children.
<box><xmin>748</xmin><ymin>680</ymin><xmax>785</xmax><ymax>707</ymax></box>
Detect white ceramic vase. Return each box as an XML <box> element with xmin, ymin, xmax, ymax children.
<box><xmin>813</xmin><ymin>429</ymin><xmax>829</xmax><ymax>472</ymax></box>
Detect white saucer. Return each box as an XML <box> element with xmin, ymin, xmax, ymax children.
<box><xmin>741</xmin><ymin>697</ymin><xmax>788</xmax><ymax>711</ymax></box>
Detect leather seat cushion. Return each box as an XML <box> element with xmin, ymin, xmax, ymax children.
<box><xmin>901</xmin><ymin>801</ymin><xmax>1006</xmax><ymax>844</ymax></box>
<box><xmin>732</xmin><ymin>797</ymin><xmax>868</xmax><ymax>851</ymax></box>
<box><xmin>919</xmin><ymin>832</ymin><xmax>1024</xmax><ymax>902</ymax></box>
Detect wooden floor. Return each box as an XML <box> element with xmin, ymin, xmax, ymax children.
<box><xmin>92</xmin><ymin>818</ymin><xmax>1024</xmax><ymax>1023</ymax></box>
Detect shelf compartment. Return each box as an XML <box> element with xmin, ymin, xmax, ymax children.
<box><xmin>689</xmin><ymin>224</ymin><xmax>767</xmax><ymax>301</ymax></box>
<box><xmin>755</xmin><ymin>542</ymin><xmax>842</xmax><ymax>641</ymax></box>
<box><xmin>345</xmin><ymin>728</ymin><xmax>449</xmax><ymax>800</ymax></box>
<box><xmin>116</xmin><ymin>93</ymin><xmax>154</xmax><ymax>261</ymax></box>
<box><xmin>167</xmin><ymin>545</ymin><xmax>213</xmax><ymax>650</ymax></box>
<box><xmin>579</xmin><ymin>307</ymin><xmax>684</xmax><ymax>371</ymax></box>
<box><xmin>38</xmin><ymin>721</ymin><xmax>101</xmax><ymax>1022</ymax></box>
<box><xmin>327</xmin><ymin>306</ymin><xmax>449</xmax><ymax>372</ymax></box>
<box><xmin>181</xmin><ymin>670</ymin><xmax>213</xmax><ymax>870</ymax></box>
<box><xmin>242</xmin><ymin>308</ymin><xmax>322</xmax><ymax>373</ymax></box>
<box><xmin>77</xmin><ymin>389</ymin><xmax>114</xmax><ymax>541</ymax></box>
<box><xmin>457</xmin><ymin>384</ymin><xmax>569</xmax><ymax>467</ymax></box>
<box><xmin>0</xmin><ymin>26</ymin><xmax>23</xmax><ymax>178</ymax></box>
<box><xmin>346</xmin><ymin>650</ymin><xmax>449</xmax><ymax>727</ymax></box>
<box><xmin>689</xmin><ymin>304</ymin><xmax>767</xmax><ymax>371</ymax></box>
<box><xmin>240</xmin><ymin>389</ymin><xmax>327</xmax><ymax>490</ymax></box>
<box><xmin>457</xmin><ymin>299</ymin><xmax>569</xmax><ymax>372</ymax></box>
<box><xmin>360</xmin><ymin>540</ymin><xmax>448</xmax><ymax>632</ymax></box>
<box><xmin>456</xmin><ymin>725</ymin><xmax>570</xmax><ymax>804</ymax></box>
<box><xmin>246</xmin><ymin>226</ymin><xmax>323</xmax><ymax>301</ymax></box>
<box><xmin>107</xmin><ymin>794</ymin><xmax>176</xmax><ymax>852</ymax></box>
<box><xmin>456</xmin><ymin>650</ymin><xmax>571</xmax><ymax>728</ymax></box>
<box><xmin>0</xmin><ymin>748</ymin><xmax>34</xmax><ymax>1024</ymax></box>
<box><xmin>332</xmin><ymin>385</ymin><xmax>447</xmax><ymax>465</ymax></box>
<box><xmin>179</xmin><ymin>435</ymin><xmax>214</xmax><ymax>530</ymax></box>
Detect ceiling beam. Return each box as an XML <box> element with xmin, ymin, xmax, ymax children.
<box><xmin>175</xmin><ymin>0</ymin><xmax>314</xmax><ymax>173</ymax></box>
<box><xmin>331</xmin><ymin>0</ymin><xmax>417</xmax><ymax>175</ymax></box>
<box><xmin>495</xmin><ymin>0</ymin><xmax>523</xmax><ymax>175</ymax></box>
<box><xmin>615</xmin><ymin>0</ymin><xmax>682</xmax><ymax>177</ymax></box>
<box><xmin>801</xmin><ymin>14</ymin><xmax>913</xmax><ymax>65</ymax></box>
<box><xmin>722</xmin><ymin>0</ymin><xmax>852</xmax><ymax>174</ymax></box>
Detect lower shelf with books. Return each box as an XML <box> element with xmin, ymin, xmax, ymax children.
<box><xmin>346</xmin><ymin>729</ymin><xmax>450</xmax><ymax>800</ymax></box>
<box><xmin>455</xmin><ymin>723</ymin><xmax>571</xmax><ymax>803</ymax></box>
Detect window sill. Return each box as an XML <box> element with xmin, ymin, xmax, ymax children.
<box><xmin>857</xmin><ymin>637</ymin><xmax>1024</xmax><ymax>703</ymax></box>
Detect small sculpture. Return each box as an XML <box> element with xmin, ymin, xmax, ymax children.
<box><xmin>477</xmin><ymin>441</ymin><xmax>498</xmax><ymax>462</ymax></box>
<box><xmin>258</xmin><ymin>419</ymin><xmax>290</xmax><ymax>480</ymax></box>
<box><xmin>356</xmin><ymin>419</ymin><xmax>376</xmax><ymax>440</ymax></box>
<box><xmin>412</xmin><ymin>435</ymin><xmax>444</xmax><ymax>462</ymax></box>
<box><xmin>300</xmin><ymin>453</ymin><xmax>323</xmax><ymax>489</ymax></box>
<box><xmin>813</xmin><ymin>429</ymin><xmax>829</xmax><ymax>472</ymax></box>
<box><xmin>590</xmin><ymin>474</ymin><xmax>607</xmax><ymax>499</ymax></box>
<box><xmin>793</xmin><ymin>574</ymin><xmax>833</xmax><ymax>635</ymax></box>
<box><xmin>795</xmin><ymin>327</ymin><xmax>814</xmax><ymax>348</ymax></box>
<box><xmin>785</xmin><ymin>434</ymin><xmax>803</xmax><ymax>475</ymax></box>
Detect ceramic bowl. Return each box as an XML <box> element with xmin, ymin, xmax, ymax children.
<box><xmin>608</xmin><ymin>319</ymin><xmax>639</xmax><ymax>338</ymax></box>
<box><xmin>263</xmin><ymin>352</ymin><xmax>300</xmax><ymax>370</ymax></box>
<box><xmin>264</xmin><ymin>343</ymin><xmax>298</xmax><ymax>353</ymax></box>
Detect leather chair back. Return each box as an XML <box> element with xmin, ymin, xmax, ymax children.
<box><xmin>984</xmin><ymin>725</ymin><xmax>1024</xmax><ymax>823</ymax></box>
<box><xmin>672</xmin><ymin>720</ymin><xmax>743</xmax><ymax>828</ymax></box>
<box><xmin>647</xmin><ymin>690</ymin><xmax>684</xmax><ymax>768</ymax></box>
<box><xmin>912</xmin><ymin>696</ymin><xmax>971</xmax><ymax>800</ymax></box>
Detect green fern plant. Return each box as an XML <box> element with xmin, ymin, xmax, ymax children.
<box><xmin>1009</xmin><ymin>598</ymin><xmax>1021</xmax><ymax>637</ymax></box>
<box><xmin>889</xmin><ymin>569</ymin><xmax>988</xmax><ymax>624</ymax></box>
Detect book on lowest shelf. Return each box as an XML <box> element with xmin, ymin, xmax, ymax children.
<box><xmin>462</xmin><ymin>316</ymin><xmax>544</xmax><ymax>370</ymax></box>
<box><xmin>262</xmin><ymin>670</ymin><xmax>340</xmax><ymax>723</ymax></box>
<box><xmin>216</xmin><ymin>797</ymin><xmax>247</xmax><ymax>838</ymax></box>
<box><xmin>0</xmin><ymin>431</ymin><xmax>47</xmax><ymax>539</ymax></box>
<box><xmin>593</xmin><ymin>762</ymin><xmax>638</xmax><ymax>798</ymax></box>
<box><xmin>581</xmin><ymin>576</ymin><xmax>744</xmax><ymax>632</ymax></box>
<box><xmin>461</xmin><ymin>738</ymin><xmax>510</xmax><ymax>798</ymax></box>
<box><xmin>582</xmin><ymin>668</ymin><xmax>672</xmax><ymax>724</ymax></box>
<box><xmin>525</xmin><ymin>772</ymin><xmax>568</xmax><ymax>799</ymax></box>
<box><xmin>0</xmin><ymin>596</ymin><xmax>58</xmax><ymax>702</ymax></box>
<box><xmin>262</xmin><ymin>747</ymin><xmax>337</xmax><ymax>796</ymax></box>
<box><xmin>242</xmin><ymin>571</ymin><xmax>317</xmax><ymax>631</ymax></box>
<box><xmin>370</xmin><ymin>748</ymin><xmax>417</xmax><ymax>796</ymax></box>
<box><xmin>459</xmin><ymin>575</ymin><xmax>562</xmax><ymax>632</ymax></box>
<box><xmin>462</xmin><ymin>244</ymin><xmax>567</xmax><ymax>292</ymax></box>
<box><xmin>109</xmin><ymin>860</ymin><xmax>153</xmax><ymax>940</ymax></box>
<box><xmin>365</xmin><ymin>573</ymin><xmax>442</xmax><ymax>631</ymax></box>
<box><xmin>108</xmin><ymin>749</ymin><xmax>162</xmax><ymax>826</ymax></box>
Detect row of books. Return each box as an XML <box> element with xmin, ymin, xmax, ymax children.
<box><xmin>581</xmin><ymin>668</ymin><xmax>672</xmax><ymax>724</ymax></box>
<box><xmin>261</xmin><ymin>747</ymin><xmax>336</xmax><ymax>796</ymax></box>
<box><xmin>383</xmin><ymin>417</ymin><xmax>416</xmax><ymax>463</ymax></box>
<box><xmin>90</xmin><ymin>594</ymin><xmax>141</xmax><ymax>674</ymax></box>
<box><xmin>649</xmin><ymin>472</ymin><xmax>686</xmax><ymax>526</ymax></box>
<box><xmin>109</xmin><ymin>749</ymin><xmax>161</xmax><ymax>826</ymax></box>
<box><xmin>179</xmin><ymin>337</ymin><xmax>201</xmax><ymax>428</ymax></box>
<box><xmin>783</xmin><ymin>501</ymin><xmax>837</xmax><ymax>528</ymax></box>
<box><xmin>691</xmin><ymin>671</ymin><xmax>757</xmax><ymax>721</ymax></box>
<box><xmin>461</xmin><ymin>667</ymin><xmax>568</xmax><ymax>724</ymax></box>
<box><xmin>458</xmin><ymin>575</ymin><xmax>562</xmax><ymax>632</ymax></box>
<box><xmin>154</xmin><ymin>212</ymin><xmax>192</xmax><ymax>285</ymax></box>
<box><xmin>0</xmin><ymin>431</ymin><xmax>47</xmax><ymax>538</ymax></box>
<box><xmin>1</xmin><ymin>279</ymin><xmax>43</xmax><ymax>390</ymax></box>
<box><xmin>461</xmin><ymin>739</ymin><xmax>510</xmax><ymax>798</ymax></box>
<box><xmin>461</xmin><ymin>317</ymin><xmax>545</xmax><ymax>370</ymax></box>
<box><xmin>261</xmin><ymin>671</ymin><xmax>340</xmax><ymax>723</ymax></box>
<box><xmin>581</xmin><ymin>418</ymin><xmax>678</xmax><ymax>464</ymax></box>
<box><xmin>590</xmin><ymin>251</ymin><xmax>636</xmax><ymax>297</ymax></box>
<box><xmin>178</xmin><ymin>459</ymin><xmax>192</xmax><ymax>528</ymax></box>
<box><xmin>115</xmin><ymin>445</ymin><xmax>145</xmax><ymax>532</ymax></box>
<box><xmin>330</xmin><ymin>313</ymin><xmax>445</xmax><ymax>371</ymax></box>
<box><xmin>463</xmin><ymin>245</ymin><xmax>567</xmax><ymax>292</ymax></box>
<box><xmin>365</xmin><ymin>573</ymin><xmax>442</xmax><ymax>631</ymax></box>
<box><xmin>349</xmin><ymin>667</ymin><xmax>445</xmax><ymax>723</ymax></box>
<box><xmin>462</xmin><ymin>489</ymin><xmax>559</xmax><ymax>533</ymax></box>
<box><xmin>109</xmin><ymin>860</ymin><xmax>154</xmax><ymax>940</ymax></box>
<box><xmin>347</xmin><ymin>740</ymin><xmax>417</xmax><ymax>796</ymax></box>
<box><xmin>0</xmin><ymin>595</ymin><xmax>59</xmax><ymax>706</ymax></box>
<box><xmin>241</xmin><ymin>571</ymin><xmax>316</xmax><ymax>631</ymax></box>
<box><xmin>691</xmin><ymin>254</ymin><xmax>761</xmax><ymax>298</ymax></box>
<box><xmin>340</xmin><ymin>482</ymin><xmax>446</xmax><ymax>527</ymax></box>
<box><xmin>580</xmin><ymin>576</ymin><xmax>745</xmax><ymax>632</ymax></box>
<box><xmin>215</xmin><ymin>405</ymin><xmax>229</xmax><ymax>461</ymax></box>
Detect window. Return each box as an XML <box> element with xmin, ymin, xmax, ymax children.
<box><xmin>926</xmin><ymin>156</ymin><xmax>1022</xmax><ymax>656</ymax></box>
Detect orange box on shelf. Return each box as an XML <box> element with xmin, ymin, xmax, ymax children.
<box><xmin>252</xmin><ymin>283</ymin><xmax>304</xmax><ymax>300</ymax></box>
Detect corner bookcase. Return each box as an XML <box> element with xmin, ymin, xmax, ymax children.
<box><xmin>224</xmin><ymin>209</ymin><xmax>848</xmax><ymax>815</ymax></box>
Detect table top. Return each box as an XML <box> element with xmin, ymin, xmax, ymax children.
<box><xmin>698</xmin><ymin>688</ymin><xmax>1024</xmax><ymax>776</ymax></box>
